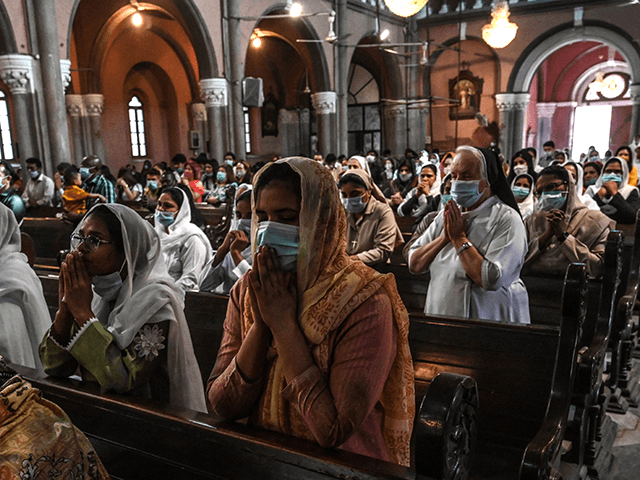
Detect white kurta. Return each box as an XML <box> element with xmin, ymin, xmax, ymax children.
<box><xmin>199</xmin><ymin>246</ymin><xmax>252</xmax><ymax>294</ymax></box>
<box><xmin>408</xmin><ymin>196</ymin><xmax>530</xmax><ymax>324</ymax></box>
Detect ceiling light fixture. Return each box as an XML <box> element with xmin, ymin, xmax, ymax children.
<box><xmin>482</xmin><ymin>1</ymin><xmax>518</xmax><ymax>49</ymax></box>
<box><xmin>132</xmin><ymin>12</ymin><xmax>143</xmax><ymax>26</ymax></box>
<box><xmin>289</xmin><ymin>2</ymin><xmax>303</xmax><ymax>17</ymax></box>
<box><xmin>380</xmin><ymin>29</ymin><xmax>390</xmax><ymax>41</ymax></box>
<box><xmin>383</xmin><ymin>0</ymin><xmax>428</xmax><ymax>18</ymax></box>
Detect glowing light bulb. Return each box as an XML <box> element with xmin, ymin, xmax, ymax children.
<box><xmin>252</xmin><ymin>36</ymin><xmax>262</xmax><ymax>48</ymax></box>
<box><xmin>132</xmin><ymin>12</ymin><xmax>143</xmax><ymax>27</ymax></box>
<box><xmin>290</xmin><ymin>3</ymin><xmax>303</xmax><ymax>17</ymax></box>
<box><xmin>380</xmin><ymin>29</ymin><xmax>390</xmax><ymax>41</ymax></box>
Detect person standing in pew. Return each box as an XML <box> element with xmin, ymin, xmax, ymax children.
<box><xmin>155</xmin><ymin>187</ymin><xmax>212</xmax><ymax>293</ymax></box>
<box><xmin>0</xmin><ymin>161</ymin><xmax>26</xmax><ymax>223</ymax></box>
<box><xmin>207</xmin><ymin>158</ymin><xmax>415</xmax><ymax>466</ymax></box>
<box><xmin>21</xmin><ymin>157</ymin><xmax>55</xmax><ymax>208</ymax></box>
<box><xmin>39</xmin><ymin>203</ymin><xmax>206</xmax><ymax>412</ymax></box>
<box><xmin>62</xmin><ymin>166</ymin><xmax>106</xmax><ymax>215</ymax></box>
<box><xmin>408</xmin><ymin>146</ymin><xmax>530</xmax><ymax>323</ymax></box>
<box><xmin>79</xmin><ymin>155</ymin><xmax>116</xmax><ymax>206</ymax></box>
<box><xmin>523</xmin><ymin>165</ymin><xmax>613</xmax><ymax>278</ymax></box>
<box><xmin>200</xmin><ymin>189</ymin><xmax>253</xmax><ymax>294</ymax></box>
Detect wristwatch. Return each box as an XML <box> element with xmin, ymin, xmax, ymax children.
<box><xmin>558</xmin><ymin>232</ymin><xmax>570</xmax><ymax>244</ymax></box>
<box><xmin>456</xmin><ymin>241</ymin><xmax>473</xmax><ymax>255</ymax></box>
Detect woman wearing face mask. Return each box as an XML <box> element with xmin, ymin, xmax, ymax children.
<box><xmin>524</xmin><ymin>166</ymin><xmax>613</xmax><ymax>278</ymax></box>
<box><xmin>506</xmin><ymin>150</ymin><xmax>537</xmax><ymax>187</ymax></box>
<box><xmin>0</xmin><ymin>161</ymin><xmax>26</xmax><ymax>223</ymax></box>
<box><xmin>207</xmin><ymin>158</ymin><xmax>414</xmax><ymax>465</ymax></box>
<box><xmin>339</xmin><ymin>170</ymin><xmax>403</xmax><ymax>265</ymax></box>
<box><xmin>585</xmin><ymin>157</ymin><xmax>640</xmax><ymax>224</ymax></box>
<box><xmin>397</xmin><ymin>164</ymin><xmax>441</xmax><ymax>227</ymax></box>
<box><xmin>563</xmin><ymin>161</ymin><xmax>600</xmax><ymax>211</ymax></box>
<box><xmin>379</xmin><ymin>157</ymin><xmax>396</xmax><ymax>192</ymax></box>
<box><xmin>179</xmin><ymin>159</ymin><xmax>205</xmax><ymax>203</ymax></box>
<box><xmin>39</xmin><ymin>204</ymin><xmax>206</xmax><ymax>412</ymax></box>
<box><xmin>438</xmin><ymin>152</ymin><xmax>454</xmax><ymax>178</ymax></box>
<box><xmin>206</xmin><ymin>164</ymin><xmax>237</xmax><ymax>206</ymax></box>
<box><xmin>510</xmin><ymin>173</ymin><xmax>535</xmax><ymax>220</ymax></box>
<box><xmin>200</xmin><ymin>190</ymin><xmax>253</xmax><ymax>294</ymax></box>
<box><xmin>155</xmin><ymin>187</ymin><xmax>212</xmax><ymax>292</ymax></box>
<box><xmin>582</xmin><ymin>161</ymin><xmax>602</xmax><ymax>191</ymax></box>
<box><xmin>385</xmin><ymin>158</ymin><xmax>415</xmax><ymax>204</ymax></box>
<box><xmin>615</xmin><ymin>146</ymin><xmax>637</xmax><ymax>187</ymax></box>
<box><xmin>234</xmin><ymin>160</ymin><xmax>252</xmax><ymax>185</ymax></box>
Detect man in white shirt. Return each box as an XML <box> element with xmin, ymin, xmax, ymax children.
<box><xmin>21</xmin><ymin>157</ymin><xmax>54</xmax><ymax>208</ymax></box>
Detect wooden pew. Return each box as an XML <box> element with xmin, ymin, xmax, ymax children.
<box><xmin>21</xmin><ymin>217</ymin><xmax>74</xmax><ymax>270</ymax></box>
<box><xmin>409</xmin><ymin>263</ymin><xmax>588</xmax><ymax>480</ymax></box>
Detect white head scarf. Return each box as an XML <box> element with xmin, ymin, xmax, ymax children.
<box><xmin>347</xmin><ymin>156</ymin><xmax>371</xmax><ymax>176</ymax></box>
<box><xmin>78</xmin><ymin>204</ymin><xmax>206</xmax><ymax>412</ymax></box>
<box><xmin>510</xmin><ymin>174</ymin><xmax>535</xmax><ymax>220</ymax></box>
<box><xmin>420</xmin><ymin>164</ymin><xmax>441</xmax><ymax>198</ymax></box>
<box><xmin>0</xmin><ymin>203</ymin><xmax>50</xmax><ymax>373</ymax></box>
<box><xmin>586</xmin><ymin>156</ymin><xmax>638</xmax><ymax>200</ymax></box>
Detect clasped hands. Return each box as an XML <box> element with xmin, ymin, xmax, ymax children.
<box><xmin>58</xmin><ymin>251</ymin><xmax>95</xmax><ymax>327</ymax></box>
<box><xmin>442</xmin><ymin>200</ymin><xmax>467</xmax><ymax>245</ymax></box>
<box><xmin>598</xmin><ymin>180</ymin><xmax>619</xmax><ymax>198</ymax></box>
<box><xmin>539</xmin><ymin>209</ymin><xmax>566</xmax><ymax>249</ymax></box>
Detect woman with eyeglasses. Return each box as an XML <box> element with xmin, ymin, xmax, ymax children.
<box><xmin>523</xmin><ymin>165</ymin><xmax>613</xmax><ymax>278</ymax></box>
<box><xmin>39</xmin><ymin>204</ymin><xmax>206</xmax><ymax>412</ymax></box>
<box><xmin>585</xmin><ymin>156</ymin><xmax>640</xmax><ymax>225</ymax></box>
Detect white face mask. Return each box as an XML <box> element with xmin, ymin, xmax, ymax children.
<box><xmin>92</xmin><ymin>260</ymin><xmax>126</xmax><ymax>302</ymax></box>
<box><xmin>512</xmin><ymin>165</ymin><xmax>528</xmax><ymax>176</ymax></box>
<box><xmin>0</xmin><ymin>175</ymin><xmax>8</xmax><ymax>192</ymax></box>
<box><xmin>366</xmin><ymin>155</ymin><xmax>376</xmax><ymax>164</ymax></box>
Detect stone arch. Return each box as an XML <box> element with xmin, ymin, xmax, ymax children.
<box><xmin>0</xmin><ymin>2</ymin><xmax>17</xmax><ymax>55</ymax></box>
<box><xmin>509</xmin><ymin>21</ymin><xmax>640</xmax><ymax>93</ymax></box>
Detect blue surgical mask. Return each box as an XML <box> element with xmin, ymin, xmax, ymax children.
<box><xmin>584</xmin><ymin>177</ymin><xmax>597</xmax><ymax>187</ymax></box>
<box><xmin>217</xmin><ymin>171</ymin><xmax>227</xmax><ymax>182</ymax></box>
<box><xmin>155</xmin><ymin>210</ymin><xmax>176</xmax><ymax>227</ymax></box>
<box><xmin>441</xmin><ymin>194</ymin><xmax>452</xmax><ymax>206</ymax></box>
<box><xmin>602</xmin><ymin>173</ymin><xmax>623</xmax><ymax>185</ymax></box>
<box><xmin>342</xmin><ymin>195</ymin><xmax>367</xmax><ymax>214</ymax></box>
<box><xmin>79</xmin><ymin>167</ymin><xmax>92</xmax><ymax>181</ymax></box>
<box><xmin>256</xmin><ymin>221</ymin><xmax>300</xmax><ymax>272</ymax></box>
<box><xmin>92</xmin><ymin>261</ymin><xmax>126</xmax><ymax>302</ymax></box>
<box><xmin>451</xmin><ymin>179</ymin><xmax>485</xmax><ymax>208</ymax></box>
<box><xmin>237</xmin><ymin>218</ymin><xmax>252</xmax><ymax>236</ymax></box>
<box><xmin>225</xmin><ymin>159</ymin><xmax>234</xmax><ymax>166</ymax></box>
<box><xmin>512</xmin><ymin>186</ymin><xmax>530</xmax><ymax>200</ymax></box>
<box><xmin>176</xmin><ymin>167</ymin><xmax>184</xmax><ymax>174</ymax></box>
<box><xmin>146</xmin><ymin>180</ymin><xmax>158</xmax><ymax>191</ymax></box>
<box><xmin>537</xmin><ymin>191</ymin><xmax>567</xmax><ymax>212</ymax></box>
<box><xmin>29</xmin><ymin>170</ymin><xmax>40</xmax><ymax>180</ymax></box>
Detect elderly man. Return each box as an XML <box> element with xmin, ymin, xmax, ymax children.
<box><xmin>79</xmin><ymin>155</ymin><xmax>116</xmax><ymax>205</ymax></box>
<box><xmin>21</xmin><ymin>157</ymin><xmax>55</xmax><ymax>208</ymax></box>
<box><xmin>408</xmin><ymin>146</ymin><xmax>530</xmax><ymax>324</ymax></box>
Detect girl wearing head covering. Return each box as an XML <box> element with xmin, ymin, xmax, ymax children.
<box><xmin>339</xmin><ymin>169</ymin><xmax>404</xmax><ymax>265</ymax></box>
<box><xmin>0</xmin><ymin>203</ymin><xmax>50</xmax><ymax>372</ymax></box>
<box><xmin>563</xmin><ymin>161</ymin><xmax>600</xmax><ymax>211</ymax></box>
<box><xmin>397</xmin><ymin>163</ymin><xmax>441</xmax><ymax>225</ymax></box>
<box><xmin>615</xmin><ymin>145</ymin><xmax>637</xmax><ymax>187</ymax></box>
<box><xmin>585</xmin><ymin>156</ymin><xmax>640</xmax><ymax>224</ymax></box>
<box><xmin>510</xmin><ymin>173</ymin><xmax>536</xmax><ymax>220</ymax></box>
<box><xmin>155</xmin><ymin>187</ymin><xmax>213</xmax><ymax>292</ymax></box>
<box><xmin>200</xmin><ymin>189</ymin><xmax>253</xmax><ymax>294</ymax></box>
<box><xmin>207</xmin><ymin>158</ymin><xmax>414</xmax><ymax>465</ymax></box>
<box><xmin>524</xmin><ymin>165</ymin><xmax>613</xmax><ymax>278</ymax></box>
<box><xmin>39</xmin><ymin>204</ymin><xmax>206</xmax><ymax>412</ymax></box>
<box><xmin>506</xmin><ymin>149</ymin><xmax>537</xmax><ymax>186</ymax></box>
<box><xmin>408</xmin><ymin>146</ymin><xmax>530</xmax><ymax>324</ymax></box>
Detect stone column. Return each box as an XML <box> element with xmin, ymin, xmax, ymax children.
<box><xmin>511</xmin><ymin>93</ymin><xmax>531</xmax><ymax>155</ymax></box>
<box><xmin>279</xmin><ymin>109</ymin><xmax>300</xmax><ymax>157</ymax></box>
<box><xmin>629</xmin><ymin>84</ymin><xmax>640</xmax><ymax>142</ymax></box>
<box><xmin>536</xmin><ymin>102</ymin><xmax>557</xmax><ymax>156</ymax></box>
<box><xmin>226</xmin><ymin>1</ymin><xmax>246</xmax><ymax>158</ymax></box>
<box><xmin>200</xmin><ymin>78</ymin><xmax>228</xmax><ymax>161</ymax></box>
<box><xmin>382</xmin><ymin>101</ymin><xmax>407</xmax><ymax>159</ymax></box>
<box><xmin>65</xmin><ymin>95</ymin><xmax>85</xmax><ymax>165</ymax></box>
<box><xmin>191</xmin><ymin>103</ymin><xmax>207</xmax><ymax>155</ymax></box>
<box><xmin>33</xmin><ymin>0</ymin><xmax>71</xmax><ymax>170</ymax></box>
<box><xmin>407</xmin><ymin>104</ymin><xmax>429</xmax><ymax>152</ymax></box>
<box><xmin>495</xmin><ymin>93</ymin><xmax>516</xmax><ymax>160</ymax></box>
<box><xmin>0</xmin><ymin>54</ymin><xmax>38</xmax><ymax>180</ymax></box>
<box><xmin>335</xmin><ymin>0</ymin><xmax>349</xmax><ymax>156</ymax></box>
<box><xmin>311</xmin><ymin>92</ymin><xmax>337</xmax><ymax>157</ymax></box>
<box><xmin>299</xmin><ymin>108</ymin><xmax>310</xmax><ymax>157</ymax></box>
<box><xmin>83</xmin><ymin>94</ymin><xmax>106</xmax><ymax>161</ymax></box>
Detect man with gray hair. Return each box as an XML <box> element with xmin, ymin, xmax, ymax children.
<box><xmin>408</xmin><ymin>145</ymin><xmax>530</xmax><ymax>324</ymax></box>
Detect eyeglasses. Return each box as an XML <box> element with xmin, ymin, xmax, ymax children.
<box><xmin>70</xmin><ymin>233</ymin><xmax>114</xmax><ymax>253</ymax></box>
<box><xmin>534</xmin><ymin>181</ymin><xmax>567</xmax><ymax>198</ymax></box>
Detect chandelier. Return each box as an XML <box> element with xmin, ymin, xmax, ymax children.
<box><xmin>383</xmin><ymin>0</ymin><xmax>428</xmax><ymax>18</ymax></box>
<box><xmin>482</xmin><ymin>1</ymin><xmax>518</xmax><ymax>49</ymax></box>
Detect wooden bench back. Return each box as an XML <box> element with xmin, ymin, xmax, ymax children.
<box><xmin>21</xmin><ymin>218</ymin><xmax>74</xmax><ymax>267</ymax></box>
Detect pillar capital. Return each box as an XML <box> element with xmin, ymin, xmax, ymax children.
<box><xmin>83</xmin><ymin>94</ymin><xmax>104</xmax><ymax>116</ymax></box>
<box><xmin>495</xmin><ymin>93</ymin><xmax>530</xmax><ymax>112</ymax></box>
<box><xmin>191</xmin><ymin>102</ymin><xmax>207</xmax><ymax>121</ymax></box>
<box><xmin>382</xmin><ymin>100</ymin><xmax>407</xmax><ymax>119</ymax></box>
<box><xmin>200</xmin><ymin>78</ymin><xmax>228</xmax><ymax>108</ymax></box>
<box><xmin>60</xmin><ymin>59</ymin><xmax>71</xmax><ymax>93</ymax></box>
<box><xmin>0</xmin><ymin>54</ymin><xmax>34</xmax><ymax>94</ymax></box>
<box><xmin>65</xmin><ymin>94</ymin><xmax>84</xmax><ymax>116</ymax></box>
<box><xmin>311</xmin><ymin>91</ymin><xmax>337</xmax><ymax>115</ymax></box>
<box><xmin>536</xmin><ymin>102</ymin><xmax>557</xmax><ymax>118</ymax></box>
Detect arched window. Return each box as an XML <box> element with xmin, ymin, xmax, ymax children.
<box><xmin>128</xmin><ymin>95</ymin><xmax>147</xmax><ymax>157</ymax></box>
<box><xmin>347</xmin><ymin>64</ymin><xmax>381</xmax><ymax>155</ymax></box>
<box><xmin>0</xmin><ymin>90</ymin><xmax>14</xmax><ymax>160</ymax></box>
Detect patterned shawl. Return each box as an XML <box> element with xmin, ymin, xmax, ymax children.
<box><xmin>243</xmin><ymin>157</ymin><xmax>415</xmax><ymax>465</ymax></box>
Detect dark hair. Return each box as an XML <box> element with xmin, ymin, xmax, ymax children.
<box><xmin>0</xmin><ymin>160</ymin><xmax>18</xmax><ymax>183</ymax></box>
<box><xmin>101</xmin><ymin>166</ymin><xmax>117</xmax><ymax>185</ymax></box>
<box><xmin>146</xmin><ymin>168</ymin><xmax>162</xmax><ymax>177</ymax></box>
<box><xmin>420</xmin><ymin>164</ymin><xmax>438</xmax><ymax>176</ymax></box>
<box><xmin>159</xmin><ymin>185</ymin><xmax>205</xmax><ymax>228</ymax></box>
<box><xmin>56</xmin><ymin>162</ymin><xmax>71</xmax><ymax>174</ymax></box>
<box><xmin>160</xmin><ymin>171</ymin><xmax>177</xmax><ymax>188</ymax></box>
<box><xmin>171</xmin><ymin>154</ymin><xmax>187</xmax><ymax>166</ymax></box>
<box><xmin>63</xmin><ymin>166</ymin><xmax>80</xmax><ymax>185</ymax></box>
<box><xmin>204</xmin><ymin>158</ymin><xmax>219</xmax><ymax>171</ymax></box>
<box><xmin>397</xmin><ymin>158</ymin><xmax>415</xmax><ymax>176</ymax></box>
<box><xmin>218</xmin><ymin>163</ymin><xmax>237</xmax><ymax>184</ymax></box>
<box><xmin>224</xmin><ymin>151</ymin><xmax>236</xmax><ymax>161</ymax></box>
<box><xmin>538</xmin><ymin>165</ymin><xmax>569</xmax><ymax>184</ymax></box>
<box><xmin>339</xmin><ymin>173</ymin><xmax>368</xmax><ymax>190</ymax></box>
<box><xmin>26</xmin><ymin>157</ymin><xmax>42</xmax><ymax>169</ymax></box>
<box><xmin>543</xmin><ymin>141</ymin><xmax>555</xmax><ymax>149</ymax></box>
<box><xmin>325</xmin><ymin>153</ymin><xmax>337</xmax><ymax>164</ymax></box>
<box><xmin>583</xmin><ymin>161</ymin><xmax>602</xmax><ymax>176</ymax></box>
<box><xmin>615</xmin><ymin>146</ymin><xmax>633</xmax><ymax>163</ymax></box>
<box><xmin>160</xmin><ymin>186</ymin><xmax>185</xmax><ymax>208</ymax></box>
<box><xmin>526</xmin><ymin>147</ymin><xmax>537</xmax><ymax>158</ymax></box>
<box><xmin>157</xmin><ymin>161</ymin><xmax>168</xmax><ymax>171</ymax></box>
<box><xmin>236</xmin><ymin>189</ymin><xmax>252</xmax><ymax>205</ymax></box>
<box><xmin>85</xmin><ymin>205</ymin><xmax>124</xmax><ymax>253</ymax></box>
<box><xmin>255</xmin><ymin>162</ymin><xmax>302</xmax><ymax>203</ymax></box>
<box><xmin>382</xmin><ymin>149</ymin><xmax>391</xmax><ymax>157</ymax></box>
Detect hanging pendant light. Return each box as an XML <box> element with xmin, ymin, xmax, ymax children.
<box><xmin>482</xmin><ymin>1</ymin><xmax>518</xmax><ymax>49</ymax></box>
<box><xmin>383</xmin><ymin>0</ymin><xmax>428</xmax><ymax>18</ymax></box>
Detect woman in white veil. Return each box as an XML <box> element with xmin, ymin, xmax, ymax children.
<box><xmin>0</xmin><ymin>203</ymin><xmax>50</xmax><ymax>373</ymax></box>
<box><xmin>39</xmin><ymin>203</ymin><xmax>206</xmax><ymax>412</ymax></box>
